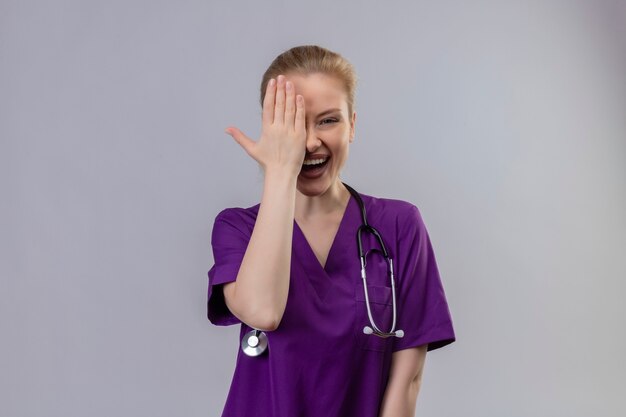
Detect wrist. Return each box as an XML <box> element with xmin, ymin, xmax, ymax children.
<box><xmin>264</xmin><ymin>165</ymin><xmax>299</xmax><ymax>183</ymax></box>
<box><xmin>263</xmin><ymin>167</ymin><xmax>298</xmax><ymax>188</ymax></box>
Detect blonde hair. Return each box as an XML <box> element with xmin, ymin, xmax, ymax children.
<box><xmin>259</xmin><ymin>45</ymin><xmax>358</xmax><ymax>116</ymax></box>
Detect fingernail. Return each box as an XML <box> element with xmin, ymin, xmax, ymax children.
<box><xmin>224</xmin><ymin>128</ymin><xmax>231</xmax><ymax>135</ymax></box>
<box><xmin>269</xmin><ymin>78</ymin><xmax>275</xmax><ymax>86</ymax></box>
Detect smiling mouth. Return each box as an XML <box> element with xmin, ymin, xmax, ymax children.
<box><xmin>301</xmin><ymin>157</ymin><xmax>330</xmax><ymax>171</ymax></box>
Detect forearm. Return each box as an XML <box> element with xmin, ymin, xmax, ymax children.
<box><xmin>379</xmin><ymin>377</ymin><xmax>422</xmax><ymax>417</ymax></box>
<box><xmin>233</xmin><ymin>169</ymin><xmax>297</xmax><ymax>328</ymax></box>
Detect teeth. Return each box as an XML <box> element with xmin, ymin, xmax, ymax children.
<box><xmin>303</xmin><ymin>157</ymin><xmax>328</xmax><ymax>166</ymax></box>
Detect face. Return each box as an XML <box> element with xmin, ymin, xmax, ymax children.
<box><xmin>285</xmin><ymin>72</ymin><xmax>356</xmax><ymax>197</ymax></box>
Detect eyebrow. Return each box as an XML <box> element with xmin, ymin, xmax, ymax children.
<box><xmin>315</xmin><ymin>108</ymin><xmax>342</xmax><ymax>117</ymax></box>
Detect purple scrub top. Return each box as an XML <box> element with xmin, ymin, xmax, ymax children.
<box><xmin>207</xmin><ymin>192</ymin><xmax>456</xmax><ymax>417</ymax></box>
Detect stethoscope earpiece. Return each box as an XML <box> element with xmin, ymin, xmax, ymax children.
<box><xmin>363</xmin><ymin>326</ymin><xmax>404</xmax><ymax>338</ymax></box>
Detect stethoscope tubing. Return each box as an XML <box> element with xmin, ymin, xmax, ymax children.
<box><xmin>345</xmin><ymin>182</ymin><xmax>404</xmax><ymax>339</ymax></box>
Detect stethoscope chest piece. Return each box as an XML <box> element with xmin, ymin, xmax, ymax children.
<box><xmin>241</xmin><ymin>329</ymin><xmax>268</xmax><ymax>357</ymax></box>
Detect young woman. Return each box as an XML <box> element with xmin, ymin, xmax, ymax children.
<box><xmin>207</xmin><ymin>45</ymin><xmax>455</xmax><ymax>417</ymax></box>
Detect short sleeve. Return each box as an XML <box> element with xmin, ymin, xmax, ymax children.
<box><xmin>207</xmin><ymin>208</ymin><xmax>250</xmax><ymax>326</ymax></box>
<box><xmin>391</xmin><ymin>204</ymin><xmax>456</xmax><ymax>352</ymax></box>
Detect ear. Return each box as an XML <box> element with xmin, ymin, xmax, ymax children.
<box><xmin>349</xmin><ymin>111</ymin><xmax>356</xmax><ymax>143</ymax></box>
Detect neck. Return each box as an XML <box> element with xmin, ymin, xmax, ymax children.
<box><xmin>295</xmin><ymin>180</ymin><xmax>350</xmax><ymax>221</ymax></box>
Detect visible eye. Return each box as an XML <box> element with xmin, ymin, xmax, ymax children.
<box><xmin>319</xmin><ymin>118</ymin><xmax>338</xmax><ymax>125</ymax></box>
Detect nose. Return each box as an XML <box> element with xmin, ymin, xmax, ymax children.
<box><xmin>305</xmin><ymin>127</ymin><xmax>322</xmax><ymax>153</ymax></box>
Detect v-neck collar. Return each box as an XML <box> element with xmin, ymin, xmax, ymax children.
<box><xmin>293</xmin><ymin>193</ymin><xmax>356</xmax><ymax>276</ymax></box>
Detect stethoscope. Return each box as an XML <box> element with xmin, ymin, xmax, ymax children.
<box><xmin>241</xmin><ymin>182</ymin><xmax>404</xmax><ymax>357</ymax></box>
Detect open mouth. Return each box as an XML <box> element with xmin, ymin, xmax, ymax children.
<box><xmin>301</xmin><ymin>157</ymin><xmax>330</xmax><ymax>171</ymax></box>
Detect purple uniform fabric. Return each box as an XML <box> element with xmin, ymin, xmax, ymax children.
<box><xmin>207</xmin><ymin>192</ymin><xmax>456</xmax><ymax>417</ymax></box>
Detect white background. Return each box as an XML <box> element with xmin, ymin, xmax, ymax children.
<box><xmin>2</xmin><ymin>1</ymin><xmax>625</xmax><ymax>416</ymax></box>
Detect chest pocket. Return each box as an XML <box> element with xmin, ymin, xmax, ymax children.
<box><xmin>354</xmin><ymin>284</ymin><xmax>394</xmax><ymax>352</ymax></box>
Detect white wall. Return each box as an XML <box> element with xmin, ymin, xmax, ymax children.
<box><xmin>2</xmin><ymin>1</ymin><xmax>625</xmax><ymax>416</ymax></box>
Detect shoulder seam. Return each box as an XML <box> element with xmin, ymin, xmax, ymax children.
<box><xmin>214</xmin><ymin>208</ymin><xmax>250</xmax><ymax>241</ymax></box>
